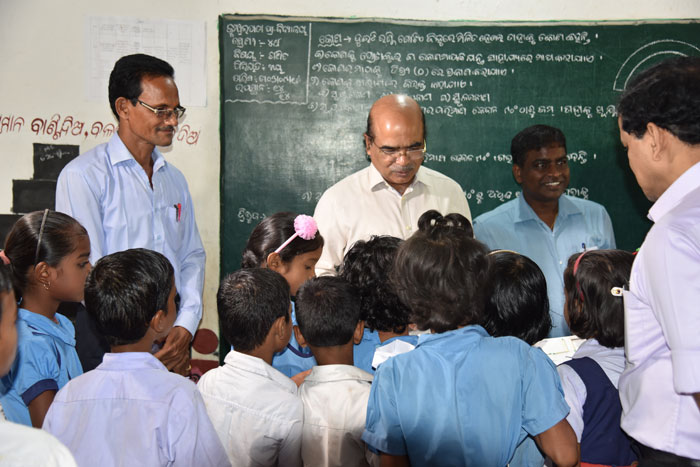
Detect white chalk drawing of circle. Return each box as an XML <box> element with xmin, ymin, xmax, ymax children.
<box><xmin>613</xmin><ymin>40</ymin><xmax>700</xmax><ymax>91</ymax></box>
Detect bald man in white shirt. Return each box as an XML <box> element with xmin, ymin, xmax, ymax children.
<box><xmin>313</xmin><ymin>94</ymin><xmax>471</xmax><ymax>276</ymax></box>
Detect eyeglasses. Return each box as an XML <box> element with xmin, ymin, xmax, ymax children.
<box><xmin>137</xmin><ymin>100</ymin><xmax>186</xmax><ymax>120</ymax></box>
<box><xmin>368</xmin><ymin>137</ymin><xmax>426</xmax><ymax>161</ymax></box>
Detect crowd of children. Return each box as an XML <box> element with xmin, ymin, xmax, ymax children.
<box><xmin>0</xmin><ymin>206</ymin><xmax>642</xmax><ymax>466</ymax></box>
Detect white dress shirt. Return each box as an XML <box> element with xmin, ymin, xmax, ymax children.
<box><xmin>197</xmin><ymin>350</ymin><xmax>303</xmax><ymax>467</ymax></box>
<box><xmin>620</xmin><ymin>161</ymin><xmax>700</xmax><ymax>458</ymax></box>
<box><xmin>298</xmin><ymin>365</ymin><xmax>378</xmax><ymax>467</ymax></box>
<box><xmin>314</xmin><ymin>164</ymin><xmax>471</xmax><ymax>276</ymax></box>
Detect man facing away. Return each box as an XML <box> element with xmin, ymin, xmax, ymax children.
<box><xmin>473</xmin><ymin>125</ymin><xmax>615</xmax><ymax>337</ymax></box>
<box><xmin>313</xmin><ymin>94</ymin><xmax>471</xmax><ymax>276</ymax></box>
<box><xmin>617</xmin><ymin>56</ymin><xmax>700</xmax><ymax>466</ymax></box>
<box><xmin>56</xmin><ymin>54</ymin><xmax>205</xmax><ymax>374</ymax></box>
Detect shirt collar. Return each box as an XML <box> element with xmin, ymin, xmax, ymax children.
<box><xmin>304</xmin><ymin>364</ymin><xmax>373</xmax><ymax>384</ymax></box>
<box><xmin>107</xmin><ymin>134</ymin><xmax>167</xmax><ymax>173</ymax></box>
<box><xmin>648</xmin><ymin>161</ymin><xmax>700</xmax><ymax>223</ymax></box>
<box><xmin>366</xmin><ymin>163</ymin><xmax>428</xmax><ymax>193</ymax></box>
<box><xmin>416</xmin><ymin>324</ymin><xmax>488</xmax><ymax>347</ymax></box>
<box><xmin>18</xmin><ymin>308</ymin><xmax>75</xmax><ymax>346</ymax></box>
<box><xmin>514</xmin><ymin>193</ymin><xmax>582</xmax><ymax>224</ymax></box>
<box><xmin>224</xmin><ymin>350</ymin><xmax>296</xmax><ymax>392</ymax></box>
<box><xmin>98</xmin><ymin>352</ymin><xmax>167</xmax><ymax>371</ymax></box>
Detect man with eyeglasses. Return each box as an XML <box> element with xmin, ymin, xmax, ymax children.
<box><xmin>313</xmin><ymin>94</ymin><xmax>471</xmax><ymax>276</ymax></box>
<box><xmin>55</xmin><ymin>54</ymin><xmax>205</xmax><ymax>376</ymax></box>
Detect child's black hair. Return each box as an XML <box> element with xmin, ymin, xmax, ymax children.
<box><xmin>481</xmin><ymin>251</ymin><xmax>552</xmax><ymax>344</ymax></box>
<box><xmin>218</xmin><ymin>268</ymin><xmax>290</xmax><ymax>352</ymax></box>
<box><xmin>391</xmin><ymin>210</ymin><xmax>489</xmax><ymax>333</ymax></box>
<box><xmin>563</xmin><ymin>250</ymin><xmax>634</xmax><ymax>348</ymax></box>
<box><xmin>3</xmin><ymin>210</ymin><xmax>88</xmax><ymax>299</ymax></box>
<box><xmin>84</xmin><ymin>248</ymin><xmax>174</xmax><ymax>347</ymax></box>
<box><xmin>296</xmin><ymin>276</ymin><xmax>361</xmax><ymax>347</ymax></box>
<box><xmin>0</xmin><ymin>265</ymin><xmax>13</xmax><ymax>317</ymax></box>
<box><xmin>241</xmin><ymin>212</ymin><xmax>324</xmax><ymax>268</ymax></box>
<box><xmin>338</xmin><ymin>235</ymin><xmax>410</xmax><ymax>334</ymax></box>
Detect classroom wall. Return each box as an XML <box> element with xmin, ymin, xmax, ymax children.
<box><xmin>1</xmin><ymin>0</ymin><xmax>698</xmax><ymax>357</ymax></box>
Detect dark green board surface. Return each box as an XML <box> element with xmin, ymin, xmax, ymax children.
<box><xmin>220</xmin><ymin>15</ymin><xmax>700</xmax><ymax>280</ymax></box>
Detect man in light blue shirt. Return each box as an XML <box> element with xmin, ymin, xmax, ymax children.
<box><xmin>474</xmin><ymin>125</ymin><xmax>615</xmax><ymax>337</ymax></box>
<box><xmin>55</xmin><ymin>54</ymin><xmax>204</xmax><ymax>373</ymax></box>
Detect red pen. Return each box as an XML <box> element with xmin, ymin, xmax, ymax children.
<box><xmin>174</xmin><ymin>203</ymin><xmax>181</xmax><ymax>222</ymax></box>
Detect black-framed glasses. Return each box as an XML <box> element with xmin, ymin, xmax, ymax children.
<box><xmin>137</xmin><ymin>100</ymin><xmax>186</xmax><ymax>120</ymax></box>
<box><xmin>368</xmin><ymin>136</ymin><xmax>426</xmax><ymax>161</ymax></box>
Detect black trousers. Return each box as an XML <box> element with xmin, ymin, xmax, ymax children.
<box><xmin>636</xmin><ymin>442</ymin><xmax>700</xmax><ymax>467</ymax></box>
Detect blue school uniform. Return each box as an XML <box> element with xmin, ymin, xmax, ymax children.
<box><xmin>362</xmin><ymin>325</ymin><xmax>569</xmax><ymax>466</ymax></box>
<box><xmin>560</xmin><ymin>357</ymin><xmax>636</xmax><ymax>465</ymax></box>
<box><xmin>271</xmin><ymin>301</ymin><xmax>316</xmax><ymax>377</ymax></box>
<box><xmin>0</xmin><ymin>309</ymin><xmax>83</xmax><ymax>425</ymax></box>
<box><xmin>354</xmin><ymin>331</ymin><xmax>417</xmax><ymax>375</ymax></box>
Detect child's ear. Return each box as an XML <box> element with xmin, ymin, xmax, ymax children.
<box><xmin>270</xmin><ymin>315</ymin><xmax>291</xmax><ymax>352</ymax></box>
<box><xmin>33</xmin><ymin>262</ymin><xmax>54</xmax><ymax>290</ymax></box>
<box><xmin>266</xmin><ymin>252</ymin><xmax>285</xmax><ymax>273</ymax></box>
<box><xmin>293</xmin><ymin>325</ymin><xmax>307</xmax><ymax>348</ymax></box>
<box><xmin>149</xmin><ymin>309</ymin><xmax>170</xmax><ymax>337</ymax></box>
<box><xmin>353</xmin><ymin>320</ymin><xmax>365</xmax><ymax>345</ymax></box>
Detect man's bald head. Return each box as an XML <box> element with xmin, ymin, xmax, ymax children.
<box><xmin>366</xmin><ymin>94</ymin><xmax>426</xmax><ymax>141</ymax></box>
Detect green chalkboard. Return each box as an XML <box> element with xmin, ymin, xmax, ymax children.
<box><xmin>220</xmin><ymin>15</ymin><xmax>700</xmax><ymax>279</ymax></box>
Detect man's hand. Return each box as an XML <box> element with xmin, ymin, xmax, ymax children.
<box><xmin>155</xmin><ymin>326</ymin><xmax>192</xmax><ymax>375</ymax></box>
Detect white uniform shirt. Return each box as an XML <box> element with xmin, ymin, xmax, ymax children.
<box><xmin>298</xmin><ymin>365</ymin><xmax>378</xmax><ymax>467</ymax></box>
<box><xmin>197</xmin><ymin>350</ymin><xmax>303</xmax><ymax>467</ymax></box>
<box><xmin>0</xmin><ymin>419</ymin><xmax>77</xmax><ymax>467</ymax></box>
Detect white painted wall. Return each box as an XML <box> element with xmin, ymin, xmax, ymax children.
<box><xmin>1</xmin><ymin>0</ymin><xmax>699</xmax><ymax>342</ymax></box>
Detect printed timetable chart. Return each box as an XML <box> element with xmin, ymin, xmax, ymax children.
<box><xmin>85</xmin><ymin>16</ymin><xmax>207</xmax><ymax>107</ymax></box>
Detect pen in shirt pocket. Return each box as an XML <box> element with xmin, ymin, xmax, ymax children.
<box><xmin>173</xmin><ymin>203</ymin><xmax>181</xmax><ymax>222</ymax></box>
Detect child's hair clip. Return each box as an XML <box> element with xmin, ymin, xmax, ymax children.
<box><xmin>610</xmin><ymin>287</ymin><xmax>624</xmax><ymax>297</ymax></box>
<box><xmin>274</xmin><ymin>215</ymin><xmax>318</xmax><ymax>254</ymax></box>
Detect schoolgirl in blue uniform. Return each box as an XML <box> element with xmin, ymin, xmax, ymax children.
<box><xmin>559</xmin><ymin>249</ymin><xmax>637</xmax><ymax>466</ymax></box>
<box><xmin>481</xmin><ymin>250</ymin><xmax>553</xmax><ymax>466</ymax></box>
<box><xmin>240</xmin><ymin>212</ymin><xmax>323</xmax><ymax>379</ymax></box>
<box><xmin>338</xmin><ymin>235</ymin><xmax>416</xmax><ymax>374</ymax></box>
<box><xmin>0</xmin><ymin>210</ymin><xmax>90</xmax><ymax>427</ymax></box>
<box><xmin>361</xmin><ymin>210</ymin><xmax>579</xmax><ymax>466</ymax></box>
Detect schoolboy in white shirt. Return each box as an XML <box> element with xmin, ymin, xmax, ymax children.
<box><xmin>197</xmin><ymin>268</ymin><xmax>303</xmax><ymax>467</ymax></box>
<box><xmin>295</xmin><ymin>276</ymin><xmax>377</xmax><ymax>467</ymax></box>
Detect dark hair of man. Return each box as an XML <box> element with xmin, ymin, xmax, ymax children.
<box><xmin>563</xmin><ymin>250</ymin><xmax>634</xmax><ymax>348</ymax></box>
<box><xmin>338</xmin><ymin>235</ymin><xmax>410</xmax><ymax>334</ymax></box>
<box><xmin>0</xmin><ymin>265</ymin><xmax>13</xmax><ymax>317</ymax></box>
<box><xmin>511</xmin><ymin>124</ymin><xmax>567</xmax><ymax>166</ymax></box>
<box><xmin>84</xmin><ymin>248</ymin><xmax>174</xmax><ymax>347</ymax></box>
<box><xmin>391</xmin><ymin>210</ymin><xmax>489</xmax><ymax>333</ymax></box>
<box><xmin>217</xmin><ymin>268</ymin><xmax>290</xmax><ymax>352</ymax></box>
<box><xmin>240</xmin><ymin>212</ymin><xmax>324</xmax><ymax>268</ymax></box>
<box><xmin>481</xmin><ymin>251</ymin><xmax>551</xmax><ymax>345</ymax></box>
<box><xmin>108</xmin><ymin>53</ymin><xmax>175</xmax><ymax>120</ymax></box>
<box><xmin>3</xmin><ymin>210</ymin><xmax>88</xmax><ymax>299</ymax></box>
<box><xmin>296</xmin><ymin>276</ymin><xmax>361</xmax><ymax>347</ymax></box>
<box><xmin>618</xmin><ymin>56</ymin><xmax>700</xmax><ymax>145</ymax></box>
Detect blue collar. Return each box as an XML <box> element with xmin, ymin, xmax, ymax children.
<box><xmin>514</xmin><ymin>194</ymin><xmax>583</xmax><ymax>224</ymax></box>
<box><xmin>18</xmin><ymin>308</ymin><xmax>75</xmax><ymax>346</ymax></box>
<box><xmin>107</xmin><ymin>134</ymin><xmax>167</xmax><ymax>173</ymax></box>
